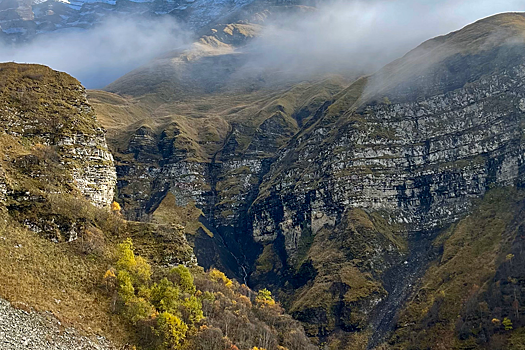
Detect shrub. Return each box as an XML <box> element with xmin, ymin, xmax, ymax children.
<box><xmin>209</xmin><ymin>268</ymin><xmax>233</xmax><ymax>288</ymax></box>
<box><xmin>170</xmin><ymin>265</ymin><xmax>196</xmax><ymax>294</ymax></box>
<box><xmin>155</xmin><ymin>312</ymin><xmax>188</xmax><ymax>349</ymax></box>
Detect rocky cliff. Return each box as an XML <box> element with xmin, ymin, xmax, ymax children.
<box><xmin>0</xmin><ymin>63</ymin><xmax>116</xmax><ymax>208</ymax></box>
<box><xmin>92</xmin><ymin>11</ymin><xmax>525</xmax><ymax>349</ymax></box>
<box><xmin>0</xmin><ymin>63</ymin><xmax>117</xmax><ymax>244</ymax></box>
<box><xmin>248</xmin><ymin>12</ymin><xmax>525</xmax><ymax>346</ymax></box>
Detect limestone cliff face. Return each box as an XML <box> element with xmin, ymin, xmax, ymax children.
<box><xmin>252</xmin><ymin>62</ymin><xmax>525</xmax><ymax>255</ymax></box>
<box><xmin>246</xmin><ymin>14</ymin><xmax>525</xmax><ymax>344</ymax></box>
<box><xmin>0</xmin><ymin>63</ymin><xmax>116</xmax><ymax>209</ymax></box>
<box><xmin>95</xmin><ymin>12</ymin><xmax>525</xmax><ymax>348</ymax></box>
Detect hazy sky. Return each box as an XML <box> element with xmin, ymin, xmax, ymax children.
<box><xmin>0</xmin><ymin>17</ymin><xmax>190</xmax><ymax>88</ymax></box>
<box><xmin>1</xmin><ymin>0</ymin><xmax>523</xmax><ymax>88</ymax></box>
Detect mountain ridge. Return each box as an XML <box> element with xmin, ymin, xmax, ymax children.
<box><xmin>93</xmin><ymin>11</ymin><xmax>525</xmax><ymax>348</ymax></box>
<box><xmin>2</xmin><ymin>9</ymin><xmax>525</xmax><ymax>350</ymax></box>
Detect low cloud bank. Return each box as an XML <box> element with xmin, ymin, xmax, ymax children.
<box><xmin>0</xmin><ymin>16</ymin><xmax>190</xmax><ymax>88</ymax></box>
<box><xmin>1</xmin><ymin>1</ymin><xmax>524</xmax><ymax>88</ymax></box>
<box><xmin>245</xmin><ymin>0</ymin><xmax>525</xmax><ymax>76</ymax></box>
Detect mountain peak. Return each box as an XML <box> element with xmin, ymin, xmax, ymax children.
<box><xmin>360</xmin><ymin>11</ymin><xmax>525</xmax><ymax>104</ymax></box>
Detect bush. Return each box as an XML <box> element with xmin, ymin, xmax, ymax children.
<box><xmin>108</xmin><ymin>238</ymin><xmax>203</xmax><ymax>349</ymax></box>
<box><xmin>156</xmin><ymin>312</ymin><xmax>188</xmax><ymax>349</ymax></box>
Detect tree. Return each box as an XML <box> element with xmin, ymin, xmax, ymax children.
<box><xmin>181</xmin><ymin>295</ymin><xmax>204</xmax><ymax>326</ymax></box>
<box><xmin>503</xmin><ymin>317</ymin><xmax>513</xmax><ymax>331</ymax></box>
<box><xmin>170</xmin><ymin>264</ymin><xmax>196</xmax><ymax>294</ymax></box>
<box><xmin>156</xmin><ymin>312</ymin><xmax>188</xmax><ymax>349</ymax></box>
<box><xmin>103</xmin><ymin>269</ymin><xmax>116</xmax><ymax>292</ymax></box>
<box><xmin>124</xmin><ymin>297</ymin><xmax>155</xmax><ymax>324</ymax></box>
<box><xmin>209</xmin><ymin>268</ymin><xmax>233</xmax><ymax>288</ymax></box>
<box><xmin>111</xmin><ymin>201</ymin><xmax>121</xmax><ymax>212</ymax></box>
<box><xmin>115</xmin><ymin>238</ymin><xmax>151</xmax><ymax>285</ymax></box>
<box><xmin>116</xmin><ymin>238</ymin><xmax>136</xmax><ymax>272</ymax></box>
<box><xmin>256</xmin><ymin>289</ymin><xmax>275</xmax><ymax>306</ymax></box>
<box><xmin>117</xmin><ymin>270</ymin><xmax>135</xmax><ymax>303</ymax></box>
<box><xmin>150</xmin><ymin>278</ymin><xmax>180</xmax><ymax>314</ymax></box>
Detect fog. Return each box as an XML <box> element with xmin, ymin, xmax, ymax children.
<box><xmin>245</xmin><ymin>0</ymin><xmax>525</xmax><ymax>76</ymax></box>
<box><xmin>0</xmin><ymin>16</ymin><xmax>190</xmax><ymax>88</ymax></box>
<box><xmin>1</xmin><ymin>0</ymin><xmax>524</xmax><ymax>88</ymax></box>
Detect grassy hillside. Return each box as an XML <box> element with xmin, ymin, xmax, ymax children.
<box><xmin>382</xmin><ymin>188</ymin><xmax>525</xmax><ymax>349</ymax></box>
<box><xmin>0</xmin><ymin>62</ymin><xmax>316</xmax><ymax>350</ymax></box>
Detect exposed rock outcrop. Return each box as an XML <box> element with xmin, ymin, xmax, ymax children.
<box><xmin>0</xmin><ymin>63</ymin><xmax>117</xmax><ymax>208</ymax></box>
<box><xmin>248</xmin><ymin>12</ymin><xmax>525</xmax><ymax>345</ymax></box>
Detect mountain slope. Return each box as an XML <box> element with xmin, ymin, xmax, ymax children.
<box><xmin>248</xmin><ymin>12</ymin><xmax>525</xmax><ymax>348</ymax></box>
<box><xmin>89</xmin><ymin>11</ymin><xmax>525</xmax><ymax>350</ymax></box>
<box><xmin>0</xmin><ymin>62</ymin><xmax>317</xmax><ymax>350</ymax></box>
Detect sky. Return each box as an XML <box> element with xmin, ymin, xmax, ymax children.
<box><xmin>0</xmin><ymin>17</ymin><xmax>190</xmax><ymax>88</ymax></box>
<box><xmin>1</xmin><ymin>0</ymin><xmax>524</xmax><ymax>88</ymax></box>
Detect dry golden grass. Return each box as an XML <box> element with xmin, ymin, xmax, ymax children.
<box><xmin>0</xmin><ymin>214</ymin><xmax>131</xmax><ymax>345</ymax></box>
<box><xmin>152</xmin><ymin>192</ymin><xmax>212</xmax><ymax>237</ymax></box>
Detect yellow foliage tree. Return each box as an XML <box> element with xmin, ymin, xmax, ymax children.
<box><xmin>116</xmin><ymin>238</ymin><xmax>151</xmax><ymax>285</ymax></box>
<box><xmin>503</xmin><ymin>317</ymin><xmax>513</xmax><ymax>331</ymax></box>
<box><xmin>156</xmin><ymin>312</ymin><xmax>188</xmax><ymax>349</ymax></box>
<box><xmin>255</xmin><ymin>289</ymin><xmax>275</xmax><ymax>306</ymax></box>
<box><xmin>170</xmin><ymin>264</ymin><xmax>196</xmax><ymax>294</ymax></box>
<box><xmin>103</xmin><ymin>269</ymin><xmax>116</xmax><ymax>291</ymax></box>
<box><xmin>124</xmin><ymin>297</ymin><xmax>156</xmax><ymax>324</ymax></box>
<box><xmin>150</xmin><ymin>278</ymin><xmax>180</xmax><ymax>313</ymax></box>
<box><xmin>111</xmin><ymin>201</ymin><xmax>121</xmax><ymax>212</ymax></box>
<box><xmin>117</xmin><ymin>270</ymin><xmax>135</xmax><ymax>303</ymax></box>
<box><xmin>208</xmin><ymin>268</ymin><xmax>233</xmax><ymax>288</ymax></box>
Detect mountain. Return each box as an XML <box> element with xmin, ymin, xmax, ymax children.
<box><xmin>3</xmin><ymin>6</ymin><xmax>525</xmax><ymax>350</ymax></box>
<box><xmin>0</xmin><ymin>0</ymin><xmax>310</xmax><ymax>42</ymax></box>
<box><xmin>91</xmin><ymin>11</ymin><xmax>525</xmax><ymax>349</ymax></box>
<box><xmin>0</xmin><ymin>62</ymin><xmax>315</xmax><ymax>350</ymax></box>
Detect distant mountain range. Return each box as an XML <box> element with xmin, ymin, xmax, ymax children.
<box><xmin>0</xmin><ymin>0</ymin><xmax>272</xmax><ymax>42</ymax></box>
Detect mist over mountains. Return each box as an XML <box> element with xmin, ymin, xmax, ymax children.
<box><xmin>0</xmin><ymin>0</ymin><xmax>523</xmax><ymax>88</ymax></box>
<box><xmin>0</xmin><ymin>16</ymin><xmax>190</xmax><ymax>88</ymax></box>
<box><xmin>4</xmin><ymin>1</ymin><xmax>525</xmax><ymax>350</ymax></box>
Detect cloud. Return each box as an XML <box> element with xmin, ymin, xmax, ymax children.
<box><xmin>0</xmin><ymin>16</ymin><xmax>190</xmax><ymax>88</ymax></box>
<box><xmin>244</xmin><ymin>0</ymin><xmax>525</xmax><ymax>77</ymax></box>
<box><xmin>1</xmin><ymin>0</ymin><xmax>523</xmax><ymax>89</ymax></box>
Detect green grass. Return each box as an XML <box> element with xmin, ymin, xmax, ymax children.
<box><xmin>388</xmin><ymin>187</ymin><xmax>525</xmax><ymax>350</ymax></box>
